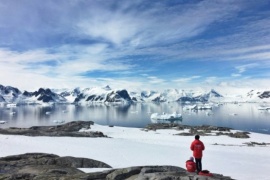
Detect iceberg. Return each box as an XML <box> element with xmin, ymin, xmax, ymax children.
<box><xmin>53</xmin><ymin>120</ymin><xmax>65</xmax><ymax>124</ymax></box>
<box><xmin>195</xmin><ymin>104</ymin><xmax>212</xmax><ymax>110</ymax></box>
<box><xmin>183</xmin><ymin>105</ymin><xmax>197</xmax><ymax>110</ymax></box>
<box><xmin>257</xmin><ymin>106</ymin><xmax>270</xmax><ymax>110</ymax></box>
<box><xmin>6</xmin><ymin>103</ymin><xmax>17</xmax><ymax>107</ymax></box>
<box><xmin>150</xmin><ymin>112</ymin><xmax>182</xmax><ymax>121</ymax></box>
<box><xmin>0</xmin><ymin>120</ymin><xmax>6</xmax><ymax>124</ymax></box>
<box><xmin>45</xmin><ymin>111</ymin><xmax>51</xmax><ymax>115</ymax></box>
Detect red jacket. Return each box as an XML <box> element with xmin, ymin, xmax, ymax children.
<box><xmin>186</xmin><ymin>160</ymin><xmax>196</xmax><ymax>172</ymax></box>
<box><xmin>190</xmin><ymin>139</ymin><xmax>205</xmax><ymax>158</ymax></box>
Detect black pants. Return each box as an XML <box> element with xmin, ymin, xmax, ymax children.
<box><xmin>195</xmin><ymin>158</ymin><xmax>202</xmax><ymax>172</ymax></box>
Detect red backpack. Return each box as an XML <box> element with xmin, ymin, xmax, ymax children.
<box><xmin>198</xmin><ymin>170</ymin><xmax>213</xmax><ymax>176</ymax></box>
<box><xmin>185</xmin><ymin>160</ymin><xmax>196</xmax><ymax>172</ymax></box>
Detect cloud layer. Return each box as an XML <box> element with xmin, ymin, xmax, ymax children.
<box><xmin>0</xmin><ymin>0</ymin><xmax>270</xmax><ymax>93</ymax></box>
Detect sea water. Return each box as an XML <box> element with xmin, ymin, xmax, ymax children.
<box><xmin>0</xmin><ymin>102</ymin><xmax>269</xmax><ymax>134</ymax></box>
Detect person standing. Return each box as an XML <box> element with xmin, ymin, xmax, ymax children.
<box><xmin>190</xmin><ymin>134</ymin><xmax>205</xmax><ymax>173</ymax></box>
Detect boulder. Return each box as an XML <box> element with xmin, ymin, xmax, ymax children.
<box><xmin>0</xmin><ymin>153</ymin><xmax>111</xmax><ymax>179</ymax></box>
<box><xmin>0</xmin><ymin>153</ymin><xmax>233</xmax><ymax>180</ymax></box>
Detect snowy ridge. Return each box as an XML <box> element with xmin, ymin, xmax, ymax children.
<box><xmin>0</xmin><ymin>85</ymin><xmax>21</xmax><ymax>103</ymax></box>
<box><xmin>0</xmin><ymin>84</ymin><xmax>269</xmax><ymax>105</ymax></box>
<box><xmin>246</xmin><ymin>89</ymin><xmax>270</xmax><ymax>102</ymax></box>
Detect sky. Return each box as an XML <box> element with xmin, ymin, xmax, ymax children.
<box><xmin>0</xmin><ymin>0</ymin><xmax>270</xmax><ymax>94</ymax></box>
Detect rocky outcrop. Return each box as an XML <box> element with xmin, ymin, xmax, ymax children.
<box><xmin>144</xmin><ymin>123</ymin><xmax>250</xmax><ymax>138</ymax></box>
<box><xmin>81</xmin><ymin>166</ymin><xmax>233</xmax><ymax>180</ymax></box>
<box><xmin>0</xmin><ymin>85</ymin><xmax>21</xmax><ymax>102</ymax></box>
<box><xmin>0</xmin><ymin>153</ymin><xmax>111</xmax><ymax>179</ymax></box>
<box><xmin>0</xmin><ymin>85</ymin><xmax>21</xmax><ymax>96</ymax></box>
<box><xmin>259</xmin><ymin>91</ymin><xmax>270</xmax><ymax>99</ymax></box>
<box><xmin>0</xmin><ymin>153</ymin><xmax>233</xmax><ymax>180</ymax></box>
<box><xmin>0</xmin><ymin>95</ymin><xmax>5</xmax><ymax>102</ymax></box>
<box><xmin>23</xmin><ymin>88</ymin><xmax>67</xmax><ymax>103</ymax></box>
<box><xmin>0</xmin><ymin>121</ymin><xmax>107</xmax><ymax>137</ymax></box>
<box><xmin>217</xmin><ymin>131</ymin><xmax>250</xmax><ymax>138</ymax></box>
<box><xmin>105</xmin><ymin>90</ymin><xmax>132</xmax><ymax>103</ymax></box>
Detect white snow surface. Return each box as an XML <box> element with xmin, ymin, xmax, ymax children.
<box><xmin>1</xmin><ymin>124</ymin><xmax>270</xmax><ymax>180</ymax></box>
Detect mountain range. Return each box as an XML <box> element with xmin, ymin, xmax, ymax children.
<box><xmin>0</xmin><ymin>84</ymin><xmax>269</xmax><ymax>105</ymax></box>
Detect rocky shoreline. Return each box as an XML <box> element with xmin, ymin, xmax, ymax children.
<box><xmin>0</xmin><ymin>120</ymin><xmax>251</xmax><ymax>139</ymax></box>
<box><xmin>143</xmin><ymin>123</ymin><xmax>251</xmax><ymax>138</ymax></box>
<box><xmin>0</xmin><ymin>121</ymin><xmax>107</xmax><ymax>138</ymax></box>
<box><xmin>0</xmin><ymin>121</ymin><xmax>246</xmax><ymax>179</ymax></box>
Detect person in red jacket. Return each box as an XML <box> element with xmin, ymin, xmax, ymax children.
<box><xmin>190</xmin><ymin>134</ymin><xmax>205</xmax><ymax>173</ymax></box>
<box><xmin>186</xmin><ymin>156</ymin><xmax>196</xmax><ymax>172</ymax></box>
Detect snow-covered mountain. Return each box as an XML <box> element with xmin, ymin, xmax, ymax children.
<box><xmin>59</xmin><ymin>87</ymin><xmax>81</xmax><ymax>103</ymax></box>
<box><xmin>0</xmin><ymin>85</ymin><xmax>21</xmax><ymax>103</ymax></box>
<box><xmin>246</xmin><ymin>90</ymin><xmax>270</xmax><ymax>102</ymax></box>
<box><xmin>128</xmin><ymin>89</ymin><xmax>223</xmax><ymax>103</ymax></box>
<box><xmin>22</xmin><ymin>88</ymin><xmax>67</xmax><ymax>104</ymax></box>
<box><xmin>130</xmin><ymin>90</ymin><xmax>165</xmax><ymax>103</ymax></box>
<box><xmin>0</xmin><ymin>84</ymin><xmax>269</xmax><ymax>105</ymax></box>
<box><xmin>72</xmin><ymin>86</ymin><xmax>132</xmax><ymax>105</ymax></box>
<box><xmin>177</xmin><ymin>89</ymin><xmax>223</xmax><ymax>102</ymax></box>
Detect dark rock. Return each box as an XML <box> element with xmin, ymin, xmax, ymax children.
<box><xmin>0</xmin><ymin>85</ymin><xmax>21</xmax><ymax>95</ymax></box>
<box><xmin>82</xmin><ymin>166</ymin><xmax>233</xmax><ymax>180</ymax></box>
<box><xmin>0</xmin><ymin>153</ymin><xmax>111</xmax><ymax>179</ymax></box>
<box><xmin>22</xmin><ymin>88</ymin><xmax>67</xmax><ymax>103</ymax></box>
<box><xmin>259</xmin><ymin>91</ymin><xmax>270</xmax><ymax>99</ymax></box>
<box><xmin>216</xmin><ymin>131</ymin><xmax>250</xmax><ymax>138</ymax></box>
<box><xmin>0</xmin><ymin>154</ymin><xmax>234</xmax><ymax>180</ymax></box>
<box><xmin>228</xmin><ymin>131</ymin><xmax>250</xmax><ymax>138</ymax></box>
<box><xmin>145</xmin><ymin>123</ymin><xmax>187</xmax><ymax>130</ymax></box>
<box><xmin>74</xmin><ymin>93</ymin><xmax>86</xmax><ymax>103</ymax></box>
<box><xmin>105</xmin><ymin>90</ymin><xmax>132</xmax><ymax>103</ymax></box>
<box><xmin>0</xmin><ymin>121</ymin><xmax>108</xmax><ymax>138</ymax></box>
<box><xmin>175</xmin><ymin>132</ymin><xmax>193</xmax><ymax>136</ymax></box>
<box><xmin>145</xmin><ymin>123</ymin><xmax>249</xmax><ymax>139</ymax></box>
<box><xmin>243</xmin><ymin>141</ymin><xmax>270</xmax><ymax>146</ymax></box>
<box><xmin>0</xmin><ymin>95</ymin><xmax>5</xmax><ymax>102</ymax></box>
<box><xmin>152</xmin><ymin>96</ymin><xmax>166</xmax><ymax>102</ymax></box>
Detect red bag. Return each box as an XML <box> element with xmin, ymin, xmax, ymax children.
<box><xmin>185</xmin><ymin>160</ymin><xmax>196</xmax><ymax>172</ymax></box>
<box><xmin>199</xmin><ymin>170</ymin><xmax>213</xmax><ymax>176</ymax></box>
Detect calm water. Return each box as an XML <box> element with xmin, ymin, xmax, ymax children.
<box><xmin>0</xmin><ymin>102</ymin><xmax>269</xmax><ymax>134</ymax></box>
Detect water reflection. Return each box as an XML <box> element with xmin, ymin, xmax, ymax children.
<box><xmin>0</xmin><ymin>102</ymin><xmax>269</xmax><ymax>134</ymax></box>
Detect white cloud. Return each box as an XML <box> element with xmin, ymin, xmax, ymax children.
<box><xmin>228</xmin><ymin>52</ymin><xmax>270</xmax><ymax>61</ymax></box>
<box><xmin>204</xmin><ymin>77</ymin><xmax>218</xmax><ymax>84</ymax></box>
<box><xmin>146</xmin><ymin>76</ymin><xmax>165</xmax><ymax>84</ymax></box>
<box><xmin>172</xmin><ymin>76</ymin><xmax>201</xmax><ymax>83</ymax></box>
<box><xmin>231</xmin><ymin>73</ymin><xmax>241</xmax><ymax>77</ymax></box>
<box><xmin>234</xmin><ymin>63</ymin><xmax>259</xmax><ymax>75</ymax></box>
<box><xmin>0</xmin><ymin>48</ymin><xmax>61</xmax><ymax>63</ymax></box>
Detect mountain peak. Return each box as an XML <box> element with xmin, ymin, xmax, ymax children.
<box><xmin>103</xmin><ymin>85</ymin><xmax>111</xmax><ymax>91</ymax></box>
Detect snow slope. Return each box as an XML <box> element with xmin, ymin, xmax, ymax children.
<box><xmin>0</xmin><ymin>123</ymin><xmax>269</xmax><ymax>180</ymax></box>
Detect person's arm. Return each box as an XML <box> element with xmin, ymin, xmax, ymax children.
<box><xmin>190</xmin><ymin>142</ymin><xmax>194</xmax><ymax>151</ymax></box>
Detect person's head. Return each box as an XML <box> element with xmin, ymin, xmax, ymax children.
<box><xmin>195</xmin><ymin>134</ymin><xmax>200</xmax><ymax>140</ymax></box>
<box><xmin>189</xmin><ymin>157</ymin><xmax>194</xmax><ymax>161</ymax></box>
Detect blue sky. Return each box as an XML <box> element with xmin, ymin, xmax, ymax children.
<box><xmin>0</xmin><ymin>0</ymin><xmax>270</xmax><ymax>93</ymax></box>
